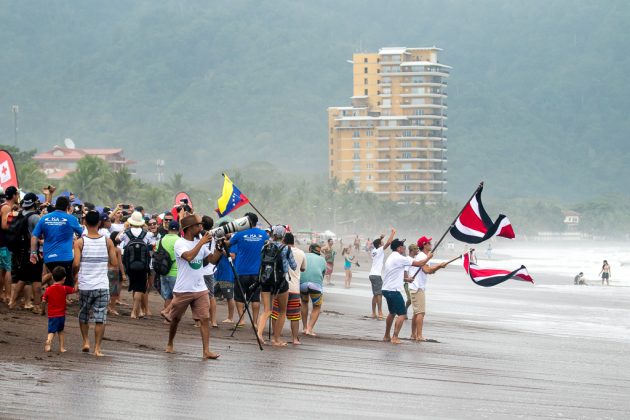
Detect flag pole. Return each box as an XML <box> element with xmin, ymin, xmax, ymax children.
<box><xmin>432</xmin><ymin>181</ymin><xmax>484</xmax><ymax>253</ymax></box>
<box><xmin>246</xmin><ymin>201</ymin><xmax>273</xmax><ymax>228</ymax></box>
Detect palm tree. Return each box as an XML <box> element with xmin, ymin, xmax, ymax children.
<box><xmin>165</xmin><ymin>172</ymin><xmax>186</xmax><ymax>195</ymax></box>
<box><xmin>109</xmin><ymin>167</ymin><xmax>136</xmax><ymax>204</ymax></box>
<box><xmin>62</xmin><ymin>156</ymin><xmax>113</xmax><ymax>203</ymax></box>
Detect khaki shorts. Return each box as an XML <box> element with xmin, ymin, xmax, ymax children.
<box><xmin>409</xmin><ymin>289</ymin><xmax>426</xmax><ymax>315</ymax></box>
<box><xmin>165</xmin><ymin>291</ymin><xmax>210</xmax><ymax>321</ymax></box>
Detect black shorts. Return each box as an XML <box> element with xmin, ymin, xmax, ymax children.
<box><xmin>45</xmin><ymin>261</ymin><xmax>74</xmax><ymax>287</ymax></box>
<box><xmin>128</xmin><ymin>270</ymin><xmax>148</xmax><ymax>293</ymax></box>
<box><xmin>261</xmin><ymin>279</ymin><xmax>289</xmax><ymax>294</ymax></box>
<box><xmin>234</xmin><ymin>274</ymin><xmax>260</xmax><ymax>303</ymax></box>
<box><xmin>18</xmin><ymin>256</ymin><xmax>44</xmax><ymax>284</ymax></box>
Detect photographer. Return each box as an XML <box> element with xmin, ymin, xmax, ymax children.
<box><xmin>229</xmin><ymin>212</ymin><xmax>269</xmax><ymax>328</ymax></box>
<box><xmin>213</xmin><ymin>223</ymin><xmax>236</xmax><ymax>324</ymax></box>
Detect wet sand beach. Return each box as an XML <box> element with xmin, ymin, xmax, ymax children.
<box><xmin>1</xmin><ymin>264</ymin><xmax>629</xmax><ymax>419</ymax></box>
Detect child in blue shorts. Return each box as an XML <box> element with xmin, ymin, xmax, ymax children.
<box><xmin>42</xmin><ymin>267</ymin><xmax>76</xmax><ymax>353</ymax></box>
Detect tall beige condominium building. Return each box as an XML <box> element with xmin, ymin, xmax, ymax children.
<box><xmin>328</xmin><ymin>47</ymin><xmax>450</xmax><ymax>201</ymax></box>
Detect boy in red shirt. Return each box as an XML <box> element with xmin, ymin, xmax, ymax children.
<box><xmin>42</xmin><ymin>267</ymin><xmax>76</xmax><ymax>352</ymax></box>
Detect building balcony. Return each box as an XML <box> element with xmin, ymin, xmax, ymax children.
<box><xmin>396</xmin><ymin>158</ymin><xmax>447</xmax><ymax>163</ymax></box>
<box><xmin>400</xmin><ymin>104</ymin><xmax>448</xmax><ymax>109</ymax></box>
<box><xmin>399</xmin><ymin>82</ymin><xmax>443</xmax><ymax>87</ymax></box>
<box><xmin>399</xmin><ymin>93</ymin><xmax>447</xmax><ymax>98</ymax></box>
<box><xmin>383</xmin><ymin>71</ymin><xmax>450</xmax><ymax>77</ymax></box>
<box><xmin>393</xmin><ymin>180</ymin><xmax>447</xmax><ymax>184</ymax></box>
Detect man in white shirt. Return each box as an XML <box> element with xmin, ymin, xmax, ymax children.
<box><xmin>368</xmin><ymin>228</ymin><xmax>395</xmax><ymax>319</ymax></box>
<box><xmin>160</xmin><ymin>214</ymin><xmax>222</xmax><ymax>359</ymax></box>
<box><xmin>406</xmin><ymin>236</ymin><xmax>447</xmax><ymax>342</ymax></box>
<box><xmin>381</xmin><ymin>238</ymin><xmax>432</xmax><ymax>344</ymax></box>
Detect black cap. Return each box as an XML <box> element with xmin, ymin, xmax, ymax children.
<box><xmin>390</xmin><ymin>238</ymin><xmax>406</xmax><ymax>251</ymax></box>
<box><xmin>21</xmin><ymin>192</ymin><xmax>38</xmax><ymax>208</ymax></box>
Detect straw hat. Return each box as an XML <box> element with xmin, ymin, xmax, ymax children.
<box><xmin>128</xmin><ymin>211</ymin><xmax>145</xmax><ymax>227</ymax></box>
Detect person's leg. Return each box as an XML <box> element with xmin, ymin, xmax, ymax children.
<box><xmin>348</xmin><ymin>270</ymin><xmax>352</xmax><ymax>288</ymax></box>
<box><xmin>291</xmin><ymin>320</ymin><xmax>300</xmax><ymax>345</ymax></box>
<box><xmin>376</xmin><ymin>295</ymin><xmax>383</xmax><ymax>318</ymax></box>
<box><xmin>209</xmin><ymin>297</ymin><xmax>218</xmax><ymax>327</ymax></box>
<box><xmin>197</xmin><ymin>317</ymin><xmax>220</xmax><ymax>359</ymax></box>
<box><xmin>256</xmin><ymin>291</ymin><xmax>271</xmax><ymax>343</ymax></box>
<box><xmin>32</xmin><ymin>281</ymin><xmax>42</xmax><ymax>313</ymax></box>
<box><xmin>93</xmin><ymin>323</ymin><xmax>105</xmax><ymax>357</ymax></box>
<box><xmin>272</xmin><ymin>291</ymin><xmax>289</xmax><ymax>346</ymax></box>
<box><xmin>9</xmin><ymin>280</ymin><xmax>25</xmax><ymax>308</ymax></box>
<box><xmin>384</xmin><ymin>314</ymin><xmax>394</xmax><ymax>342</ymax></box>
<box><xmin>371</xmin><ymin>294</ymin><xmax>378</xmax><ymax>318</ymax></box>
<box><xmin>58</xmin><ymin>331</ymin><xmax>66</xmax><ymax>353</ymax></box>
<box><xmin>415</xmin><ymin>313</ymin><xmax>426</xmax><ymax>340</ymax></box>
<box><xmin>300</xmin><ymin>295</ymin><xmax>309</xmax><ymax>332</ymax></box>
<box><xmin>23</xmin><ymin>284</ymin><xmax>34</xmax><ymax>308</ymax></box>
<box><xmin>132</xmin><ymin>291</ymin><xmax>144</xmax><ymax>318</ymax></box>
<box><xmin>226</xmin><ymin>298</ymin><xmax>235</xmax><ymax>322</ymax></box>
<box><xmin>79</xmin><ymin>322</ymin><xmax>90</xmax><ymax>351</ymax></box>
<box><xmin>307</xmin><ymin>304</ymin><xmax>321</xmax><ymax>334</ymax></box>
<box><xmin>142</xmin><ymin>271</ymin><xmax>154</xmax><ymax>316</ymax></box>
<box><xmin>45</xmin><ymin>332</ymin><xmax>54</xmax><ymax>352</ymax></box>
<box><xmin>392</xmin><ymin>315</ymin><xmax>407</xmax><ymax>344</ymax></box>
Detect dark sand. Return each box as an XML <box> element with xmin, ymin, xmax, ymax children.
<box><xmin>1</xmin><ymin>264</ymin><xmax>629</xmax><ymax>419</ymax></box>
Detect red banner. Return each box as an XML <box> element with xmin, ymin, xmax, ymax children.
<box><xmin>174</xmin><ymin>191</ymin><xmax>192</xmax><ymax>207</ymax></box>
<box><xmin>0</xmin><ymin>150</ymin><xmax>19</xmax><ymax>191</ymax></box>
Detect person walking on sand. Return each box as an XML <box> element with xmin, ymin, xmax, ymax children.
<box><xmin>160</xmin><ymin>214</ymin><xmax>222</xmax><ymax>359</ymax></box>
<box><xmin>381</xmin><ymin>238</ymin><xmax>432</xmax><ymax>345</ymax></box>
<box><xmin>42</xmin><ymin>267</ymin><xmax>75</xmax><ymax>353</ymax></box>
<box><xmin>600</xmin><ymin>260</ymin><xmax>611</xmax><ymax>286</ymax></box>
<box><xmin>73</xmin><ymin>210</ymin><xmax>118</xmax><ymax>357</ymax></box>
<box><xmin>342</xmin><ymin>246</ymin><xmax>356</xmax><ymax>288</ymax></box>
<box><xmin>321</xmin><ymin>238</ymin><xmax>336</xmax><ymax>286</ymax></box>
<box><xmin>300</xmin><ymin>243</ymin><xmax>326</xmax><ymax>336</ymax></box>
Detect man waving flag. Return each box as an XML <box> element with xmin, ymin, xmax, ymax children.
<box><xmin>449</xmin><ymin>184</ymin><xmax>515</xmax><ymax>244</ymax></box>
<box><xmin>216</xmin><ymin>173</ymin><xmax>250</xmax><ymax>217</ymax></box>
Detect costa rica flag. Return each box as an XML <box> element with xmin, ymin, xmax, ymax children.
<box><xmin>463</xmin><ymin>251</ymin><xmax>534</xmax><ymax>287</ymax></box>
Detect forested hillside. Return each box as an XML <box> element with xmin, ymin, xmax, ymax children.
<box><xmin>1</xmin><ymin>0</ymin><xmax>628</xmax><ymax>201</ymax></box>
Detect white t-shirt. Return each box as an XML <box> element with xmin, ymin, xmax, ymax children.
<box><xmin>288</xmin><ymin>247</ymin><xmax>307</xmax><ymax>293</ymax></box>
<box><xmin>369</xmin><ymin>246</ymin><xmax>385</xmax><ymax>277</ymax></box>
<box><xmin>110</xmin><ymin>223</ymin><xmax>125</xmax><ymax>233</ymax></box>
<box><xmin>408</xmin><ymin>252</ymin><xmax>430</xmax><ymax>291</ymax></box>
<box><xmin>173</xmin><ymin>238</ymin><xmax>211</xmax><ymax>293</ymax></box>
<box><xmin>201</xmin><ymin>239</ymin><xmax>216</xmax><ymax>276</ymax></box>
<box><xmin>381</xmin><ymin>251</ymin><xmax>414</xmax><ymax>292</ymax></box>
<box><xmin>119</xmin><ymin>228</ymin><xmax>156</xmax><ymax>247</ymax></box>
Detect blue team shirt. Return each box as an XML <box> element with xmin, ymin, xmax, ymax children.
<box><xmin>230</xmin><ymin>228</ymin><xmax>269</xmax><ymax>275</ymax></box>
<box><xmin>31</xmin><ymin>210</ymin><xmax>83</xmax><ymax>263</ymax></box>
<box><xmin>214</xmin><ymin>255</ymin><xmax>234</xmax><ymax>282</ymax></box>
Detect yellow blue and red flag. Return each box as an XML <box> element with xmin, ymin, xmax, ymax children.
<box><xmin>216</xmin><ymin>173</ymin><xmax>250</xmax><ymax>217</ymax></box>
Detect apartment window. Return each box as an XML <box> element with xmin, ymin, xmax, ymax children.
<box><xmin>330</xmin><ymin>160</ymin><xmax>334</xmax><ymax>166</ymax></box>
<box><xmin>366</xmin><ymin>163</ymin><xmax>374</xmax><ymax>169</ymax></box>
<box><xmin>330</xmin><ymin>137</ymin><xmax>334</xmax><ymax>144</ymax></box>
<box><xmin>404</xmin><ymin>174</ymin><xmax>411</xmax><ymax>180</ymax></box>
<box><xmin>403</xmin><ymin>130</ymin><xmax>412</xmax><ymax>137</ymax></box>
<box><xmin>330</xmin><ymin>149</ymin><xmax>334</xmax><ymax>155</ymax></box>
<box><xmin>402</xmin><ymin>152</ymin><xmax>412</xmax><ymax>159</ymax></box>
<box><xmin>364</xmin><ymin>78</ymin><xmax>368</xmax><ymax>84</ymax></box>
<box><xmin>402</xmin><ymin>141</ymin><xmax>411</xmax><ymax>147</ymax></box>
<box><xmin>353</xmin><ymin>141</ymin><xmax>360</xmax><ymax>149</ymax></box>
<box><xmin>353</xmin><ymin>152</ymin><xmax>360</xmax><ymax>160</ymax></box>
<box><xmin>364</xmin><ymin>89</ymin><xmax>368</xmax><ymax>95</ymax></box>
<box><xmin>366</xmin><ymin>130</ymin><xmax>373</xmax><ymax>137</ymax></box>
<box><xmin>353</xmin><ymin>176</ymin><xmax>360</xmax><ymax>183</ymax></box>
<box><xmin>364</xmin><ymin>57</ymin><xmax>368</xmax><ymax>63</ymax></box>
<box><xmin>364</xmin><ymin>67</ymin><xmax>368</xmax><ymax>74</ymax></box>
<box><xmin>353</xmin><ymin>164</ymin><xmax>360</xmax><ymax>171</ymax></box>
<box><xmin>414</xmin><ymin>109</ymin><xmax>423</xmax><ymax>116</ymax></box>
<box><xmin>404</xmin><ymin>185</ymin><xmax>411</xmax><ymax>191</ymax></box>
<box><xmin>353</xmin><ymin>130</ymin><xmax>360</xmax><ymax>138</ymax></box>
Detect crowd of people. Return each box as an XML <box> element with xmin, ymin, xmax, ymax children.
<box><xmin>0</xmin><ymin>183</ymin><xmax>452</xmax><ymax>359</ymax></box>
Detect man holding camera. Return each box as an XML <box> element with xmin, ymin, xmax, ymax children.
<box><xmin>161</xmin><ymin>214</ymin><xmax>222</xmax><ymax>359</ymax></box>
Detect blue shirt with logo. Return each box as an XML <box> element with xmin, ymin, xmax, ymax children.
<box><xmin>31</xmin><ymin>210</ymin><xmax>83</xmax><ymax>263</ymax></box>
<box><xmin>214</xmin><ymin>255</ymin><xmax>234</xmax><ymax>282</ymax></box>
<box><xmin>229</xmin><ymin>228</ymin><xmax>269</xmax><ymax>276</ymax></box>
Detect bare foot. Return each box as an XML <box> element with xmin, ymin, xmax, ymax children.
<box><xmin>371</xmin><ymin>314</ymin><xmax>377</xmax><ymax>319</ymax></box>
<box><xmin>44</xmin><ymin>341</ymin><xmax>52</xmax><ymax>352</ymax></box>
<box><xmin>292</xmin><ymin>338</ymin><xmax>301</xmax><ymax>345</ymax></box>
<box><xmin>109</xmin><ymin>309</ymin><xmax>120</xmax><ymax>316</ymax></box>
<box><xmin>271</xmin><ymin>340</ymin><xmax>288</xmax><ymax>347</ymax></box>
<box><xmin>256</xmin><ymin>335</ymin><xmax>267</xmax><ymax>345</ymax></box>
<box><xmin>203</xmin><ymin>351</ymin><xmax>220</xmax><ymax>359</ymax></box>
<box><xmin>145</xmin><ymin>310</ymin><xmax>152</xmax><ymax>316</ymax></box>
<box><xmin>60</xmin><ymin>347</ymin><xmax>67</xmax><ymax>353</ymax></box>
<box><xmin>383</xmin><ymin>336</ymin><xmax>391</xmax><ymax>342</ymax></box>
<box><xmin>130</xmin><ymin>313</ymin><xmax>137</xmax><ymax>319</ymax></box>
<box><xmin>211</xmin><ymin>324</ymin><xmax>219</xmax><ymax>328</ymax></box>
<box><xmin>378</xmin><ymin>314</ymin><xmax>384</xmax><ymax>320</ymax></box>
<box><xmin>165</xmin><ymin>345</ymin><xmax>174</xmax><ymax>353</ymax></box>
<box><xmin>94</xmin><ymin>349</ymin><xmax>104</xmax><ymax>357</ymax></box>
<box><xmin>82</xmin><ymin>344</ymin><xmax>90</xmax><ymax>352</ymax></box>
<box><xmin>138</xmin><ymin>312</ymin><xmax>145</xmax><ymax>319</ymax></box>
<box><xmin>221</xmin><ymin>319</ymin><xmax>234</xmax><ymax>324</ymax></box>
<box><xmin>391</xmin><ymin>337</ymin><xmax>402</xmax><ymax>344</ymax></box>
<box><xmin>305</xmin><ymin>330</ymin><xmax>317</xmax><ymax>336</ymax></box>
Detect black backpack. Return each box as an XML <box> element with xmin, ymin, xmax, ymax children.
<box><xmin>258</xmin><ymin>241</ymin><xmax>287</xmax><ymax>288</ymax></box>
<box><xmin>123</xmin><ymin>229</ymin><xmax>150</xmax><ymax>272</ymax></box>
<box><xmin>6</xmin><ymin>211</ymin><xmax>37</xmax><ymax>254</ymax></box>
<box><xmin>153</xmin><ymin>238</ymin><xmax>173</xmax><ymax>276</ymax></box>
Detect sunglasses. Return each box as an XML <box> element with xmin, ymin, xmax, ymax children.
<box><xmin>164</xmin><ymin>219</ymin><xmax>173</xmax><ymax>222</ymax></box>
<box><xmin>148</xmin><ymin>223</ymin><xmax>157</xmax><ymax>226</ymax></box>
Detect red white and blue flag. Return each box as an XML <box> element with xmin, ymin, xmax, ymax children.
<box><xmin>463</xmin><ymin>251</ymin><xmax>534</xmax><ymax>287</ymax></box>
<box><xmin>450</xmin><ymin>185</ymin><xmax>515</xmax><ymax>244</ymax></box>
<box><xmin>216</xmin><ymin>173</ymin><xmax>250</xmax><ymax>217</ymax></box>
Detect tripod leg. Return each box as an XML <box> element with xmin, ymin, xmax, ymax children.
<box><xmin>230</xmin><ymin>272</ymin><xmax>263</xmax><ymax>350</ymax></box>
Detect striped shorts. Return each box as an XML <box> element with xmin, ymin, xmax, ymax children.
<box><xmin>271</xmin><ymin>292</ymin><xmax>301</xmax><ymax>321</ymax></box>
<box><xmin>79</xmin><ymin>289</ymin><xmax>110</xmax><ymax>324</ymax></box>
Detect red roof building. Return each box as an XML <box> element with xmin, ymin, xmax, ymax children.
<box><xmin>34</xmin><ymin>146</ymin><xmax>136</xmax><ymax>180</ymax></box>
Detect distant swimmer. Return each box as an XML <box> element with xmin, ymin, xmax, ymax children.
<box><xmin>600</xmin><ymin>260</ymin><xmax>611</xmax><ymax>286</ymax></box>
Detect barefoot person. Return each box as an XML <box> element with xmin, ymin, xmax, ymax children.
<box><xmin>406</xmin><ymin>236</ymin><xmax>447</xmax><ymax>342</ymax></box>
<box><xmin>368</xmin><ymin>228</ymin><xmax>395</xmax><ymax>319</ymax></box>
<box><xmin>381</xmin><ymin>238</ymin><xmax>432</xmax><ymax>344</ymax></box>
<box><xmin>321</xmin><ymin>238</ymin><xmax>336</xmax><ymax>286</ymax></box>
<box><xmin>41</xmin><ymin>267</ymin><xmax>75</xmax><ymax>353</ymax></box>
<box><xmin>300</xmin><ymin>243</ymin><xmax>327</xmax><ymax>336</ymax></box>
<box><xmin>600</xmin><ymin>260</ymin><xmax>611</xmax><ymax>286</ymax></box>
<box><xmin>73</xmin><ymin>210</ymin><xmax>118</xmax><ymax>357</ymax></box>
<box><xmin>160</xmin><ymin>214</ymin><xmax>222</xmax><ymax>359</ymax></box>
